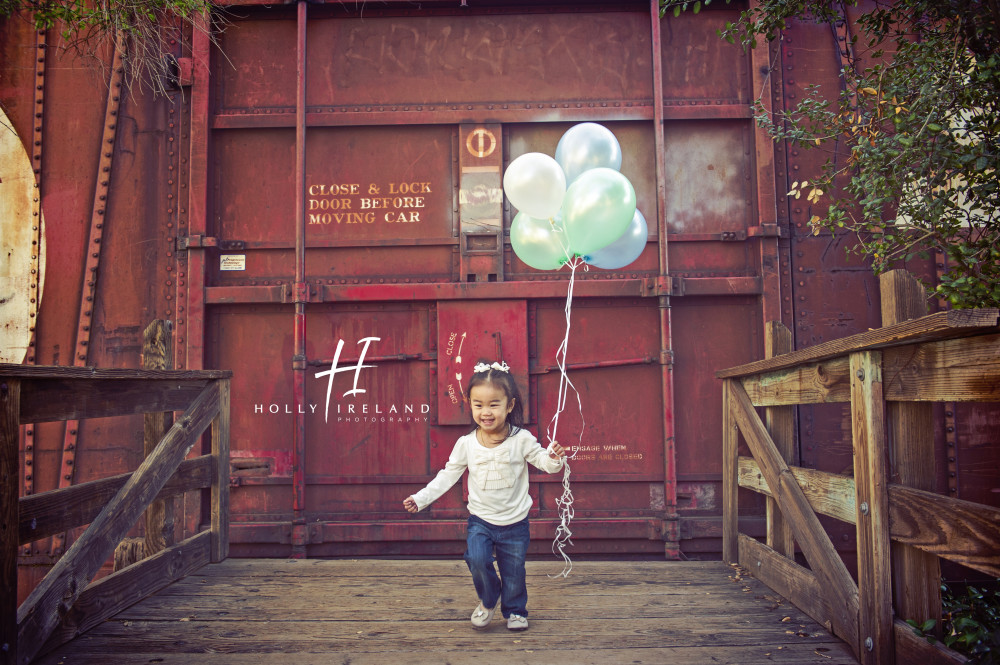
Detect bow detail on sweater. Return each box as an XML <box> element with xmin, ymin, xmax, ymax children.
<box><xmin>475</xmin><ymin>448</ymin><xmax>513</xmax><ymax>490</ymax></box>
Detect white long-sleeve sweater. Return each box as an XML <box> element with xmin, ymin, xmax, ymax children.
<box><xmin>411</xmin><ymin>427</ymin><xmax>564</xmax><ymax>525</ymax></box>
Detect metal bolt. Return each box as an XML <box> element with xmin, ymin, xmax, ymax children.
<box><xmin>865</xmin><ymin>637</ymin><xmax>874</xmax><ymax>651</ymax></box>
<box><xmin>860</xmin><ymin>502</ymin><xmax>869</xmax><ymax>515</ymax></box>
<box><xmin>856</xmin><ymin>369</ymin><xmax>865</xmax><ymax>380</ymax></box>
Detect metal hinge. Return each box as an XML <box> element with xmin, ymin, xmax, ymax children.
<box><xmin>176</xmin><ymin>236</ymin><xmax>245</xmax><ymax>251</ymax></box>
<box><xmin>747</xmin><ymin>224</ymin><xmax>785</xmax><ymax>238</ymax></box>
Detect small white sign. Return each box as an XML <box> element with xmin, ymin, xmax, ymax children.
<box><xmin>220</xmin><ymin>254</ymin><xmax>246</xmax><ymax>271</ymax></box>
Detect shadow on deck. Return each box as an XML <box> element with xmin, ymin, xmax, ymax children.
<box><xmin>37</xmin><ymin>559</ymin><xmax>859</xmax><ymax>665</ymax></box>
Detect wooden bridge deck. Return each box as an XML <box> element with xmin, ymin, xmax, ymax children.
<box><xmin>37</xmin><ymin>559</ymin><xmax>859</xmax><ymax>665</ymax></box>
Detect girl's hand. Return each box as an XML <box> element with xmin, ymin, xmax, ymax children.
<box><xmin>403</xmin><ymin>496</ymin><xmax>419</xmax><ymax>513</ymax></box>
<box><xmin>548</xmin><ymin>442</ymin><xmax>566</xmax><ymax>459</ymax></box>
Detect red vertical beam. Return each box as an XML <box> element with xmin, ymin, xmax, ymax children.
<box><xmin>650</xmin><ymin>0</ymin><xmax>678</xmax><ymax>558</ymax></box>
<box><xmin>290</xmin><ymin>0</ymin><xmax>309</xmax><ymax>558</ymax></box>
<box><xmin>185</xmin><ymin>16</ymin><xmax>212</xmax><ymax>372</ymax></box>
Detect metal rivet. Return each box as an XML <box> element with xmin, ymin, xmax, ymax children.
<box><xmin>856</xmin><ymin>369</ymin><xmax>865</xmax><ymax>380</ymax></box>
<box><xmin>860</xmin><ymin>502</ymin><xmax>869</xmax><ymax>515</ymax></box>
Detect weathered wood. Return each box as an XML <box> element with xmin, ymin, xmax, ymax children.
<box><xmin>0</xmin><ymin>364</ymin><xmax>230</xmax><ymax>380</ymax></box>
<box><xmin>1</xmin><ymin>378</ymin><xmax>20</xmax><ymax>665</ymax></box>
<box><xmin>742</xmin><ymin>356</ymin><xmax>852</xmax><ymax>406</ymax></box>
<box><xmin>764</xmin><ymin>322</ymin><xmax>796</xmax><ymax>559</ymax></box>
<box><xmin>729</xmin><ymin>380</ymin><xmax>860</xmax><ymax>651</ymax></box>
<box><xmin>894</xmin><ymin>618</ymin><xmax>969</xmax><ymax>665</ymax></box>
<box><xmin>722</xmin><ymin>379</ymin><xmax>738</xmax><ymax>563</ymax></box>
<box><xmin>888</xmin><ymin>484</ymin><xmax>1000</xmax><ymax>577</ymax></box>
<box><xmin>35</xmin><ymin>560</ymin><xmax>860</xmax><ymax>665</ymax></box>
<box><xmin>738</xmin><ymin>456</ymin><xmax>1000</xmax><ymax>577</ymax></box>
<box><xmin>880</xmin><ymin>270</ymin><xmax>941</xmax><ymax>631</ymax></box>
<box><xmin>143</xmin><ymin>320</ymin><xmax>175</xmax><ymax>558</ymax></box>
<box><xmin>18</xmin><ymin>378</ymin><xmax>210</xmax><ymax>424</ymax></box>
<box><xmin>19</xmin><ymin>456</ymin><xmax>214</xmax><ymax>545</ymax></box>
<box><xmin>882</xmin><ymin>333</ymin><xmax>1000</xmax><ymax>402</ymax></box>
<box><xmin>738</xmin><ymin>456</ymin><xmax>857</xmax><ymax>524</ymax></box>
<box><xmin>850</xmin><ymin>351</ymin><xmax>894</xmax><ymax>664</ymax></box>
<box><xmin>39</xmin><ymin>531</ymin><xmax>212</xmax><ymax>659</ymax></box>
<box><xmin>17</xmin><ymin>381</ymin><xmax>221</xmax><ymax>665</ymax></box>
<box><xmin>211</xmin><ymin>378</ymin><xmax>230</xmax><ymax>562</ymax></box>
<box><xmin>739</xmin><ymin>533</ymin><xmax>834</xmax><ymax>634</ymax></box>
<box><xmin>716</xmin><ymin>308</ymin><xmax>999</xmax><ymax>379</ymax></box>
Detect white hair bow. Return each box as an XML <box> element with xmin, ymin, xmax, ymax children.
<box><xmin>473</xmin><ymin>361</ymin><xmax>510</xmax><ymax>374</ymax></box>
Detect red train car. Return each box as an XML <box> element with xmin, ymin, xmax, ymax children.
<box><xmin>3</xmin><ymin>0</ymin><xmax>995</xmax><ymax>603</ymax></box>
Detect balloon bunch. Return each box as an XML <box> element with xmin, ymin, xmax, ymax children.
<box><xmin>502</xmin><ymin>123</ymin><xmax>647</xmax><ymax>578</ymax></box>
<box><xmin>505</xmin><ymin>122</ymin><xmax>647</xmax><ymax>271</ymax></box>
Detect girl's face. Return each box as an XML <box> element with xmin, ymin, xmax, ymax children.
<box><xmin>469</xmin><ymin>382</ymin><xmax>514</xmax><ymax>436</ymax></box>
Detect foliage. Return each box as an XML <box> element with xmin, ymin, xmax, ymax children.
<box><xmin>907</xmin><ymin>580</ymin><xmax>1000</xmax><ymax>664</ymax></box>
<box><xmin>661</xmin><ymin>0</ymin><xmax>1000</xmax><ymax>308</ymax></box>
<box><xmin>0</xmin><ymin>0</ymin><xmax>215</xmax><ymax>95</ymax></box>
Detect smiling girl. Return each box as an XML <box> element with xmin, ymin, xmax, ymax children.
<box><xmin>403</xmin><ymin>360</ymin><xmax>566</xmax><ymax>632</ymax></box>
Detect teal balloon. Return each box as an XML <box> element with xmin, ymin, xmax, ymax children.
<box><xmin>561</xmin><ymin>168</ymin><xmax>636</xmax><ymax>258</ymax></box>
<box><xmin>585</xmin><ymin>209</ymin><xmax>648</xmax><ymax>269</ymax></box>
<box><xmin>510</xmin><ymin>212</ymin><xmax>569</xmax><ymax>271</ymax></box>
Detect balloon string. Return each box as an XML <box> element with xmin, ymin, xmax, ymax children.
<box><xmin>546</xmin><ymin>255</ymin><xmax>586</xmax><ymax>579</ymax></box>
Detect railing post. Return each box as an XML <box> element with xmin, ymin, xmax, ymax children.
<box><xmin>211</xmin><ymin>378</ymin><xmax>230</xmax><ymax>562</ymax></box>
<box><xmin>144</xmin><ymin>320</ymin><xmax>175</xmax><ymax>557</ymax></box>
<box><xmin>722</xmin><ymin>378</ymin><xmax>738</xmax><ymax>563</ymax></box>
<box><xmin>851</xmin><ymin>350</ymin><xmax>894</xmax><ymax>664</ymax></box>
<box><xmin>764</xmin><ymin>321</ymin><xmax>795</xmax><ymax>558</ymax></box>
<box><xmin>1</xmin><ymin>378</ymin><xmax>20</xmax><ymax>665</ymax></box>
<box><xmin>879</xmin><ymin>270</ymin><xmax>941</xmax><ymax>631</ymax></box>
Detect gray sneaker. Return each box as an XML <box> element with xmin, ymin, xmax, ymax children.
<box><xmin>507</xmin><ymin>614</ymin><xmax>528</xmax><ymax>631</ymax></box>
<box><xmin>471</xmin><ymin>601</ymin><xmax>496</xmax><ymax>630</ymax></box>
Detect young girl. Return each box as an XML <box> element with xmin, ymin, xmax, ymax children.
<box><xmin>403</xmin><ymin>360</ymin><xmax>566</xmax><ymax>632</ymax></box>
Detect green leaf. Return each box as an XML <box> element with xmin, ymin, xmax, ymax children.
<box><xmin>693</xmin><ymin>1</ymin><xmax>701</xmax><ymax>13</ymax></box>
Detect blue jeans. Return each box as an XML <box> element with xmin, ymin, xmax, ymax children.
<box><xmin>464</xmin><ymin>515</ymin><xmax>530</xmax><ymax>618</ymax></box>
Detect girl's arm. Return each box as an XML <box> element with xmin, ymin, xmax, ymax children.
<box><xmin>406</xmin><ymin>437</ymin><xmax>469</xmax><ymax>511</ymax></box>
<box><xmin>522</xmin><ymin>431</ymin><xmax>566</xmax><ymax>473</ymax></box>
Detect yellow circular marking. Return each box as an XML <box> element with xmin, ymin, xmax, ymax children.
<box><xmin>466</xmin><ymin>128</ymin><xmax>497</xmax><ymax>159</ymax></box>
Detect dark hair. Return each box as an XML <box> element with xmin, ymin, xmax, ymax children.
<box><xmin>466</xmin><ymin>362</ymin><xmax>525</xmax><ymax>429</ymax></box>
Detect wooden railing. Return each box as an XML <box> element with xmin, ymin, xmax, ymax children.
<box><xmin>717</xmin><ymin>271</ymin><xmax>1000</xmax><ymax>665</ymax></box>
<box><xmin>1</xmin><ymin>362</ymin><xmax>231</xmax><ymax>665</ymax></box>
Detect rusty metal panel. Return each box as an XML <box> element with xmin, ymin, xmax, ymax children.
<box><xmin>436</xmin><ymin>300</ymin><xmax>529</xmax><ymax>425</ymax></box>
<box><xmin>660</xmin><ymin>6</ymin><xmax>750</xmax><ymax>105</ymax></box>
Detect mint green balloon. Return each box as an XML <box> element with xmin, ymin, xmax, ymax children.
<box><xmin>510</xmin><ymin>212</ymin><xmax>569</xmax><ymax>271</ymax></box>
<box><xmin>562</xmin><ymin>167</ymin><xmax>636</xmax><ymax>258</ymax></box>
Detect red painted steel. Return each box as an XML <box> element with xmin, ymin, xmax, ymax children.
<box><xmin>5</xmin><ymin>0</ymin><xmax>993</xmax><ymax>594</ymax></box>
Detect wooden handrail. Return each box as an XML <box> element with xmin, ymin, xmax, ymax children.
<box><xmin>1</xmin><ymin>362</ymin><xmax>231</xmax><ymax>665</ymax></box>
<box><xmin>718</xmin><ymin>271</ymin><xmax>993</xmax><ymax>665</ymax></box>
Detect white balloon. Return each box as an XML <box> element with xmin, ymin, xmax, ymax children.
<box><xmin>555</xmin><ymin>123</ymin><xmax>623</xmax><ymax>184</ymax></box>
<box><xmin>503</xmin><ymin>152</ymin><xmax>566</xmax><ymax>220</ymax></box>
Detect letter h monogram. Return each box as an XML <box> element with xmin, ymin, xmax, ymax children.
<box><xmin>316</xmin><ymin>337</ymin><xmax>380</xmax><ymax>422</ymax></box>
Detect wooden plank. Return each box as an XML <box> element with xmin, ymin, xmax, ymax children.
<box><xmin>889</xmin><ymin>484</ymin><xmax>1000</xmax><ymax>577</ymax></box>
<box><xmin>16</xmin><ymin>381</ymin><xmax>221</xmax><ymax>665</ymax></box>
<box><xmin>0</xmin><ymin>364</ymin><xmax>230</xmax><ymax>380</ymax></box>
<box><xmin>738</xmin><ymin>456</ymin><xmax>856</xmax><ymax>524</ymax></box>
<box><xmin>1</xmin><ymin>378</ymin><xmax>19</xmax><ymax>665</ymax></box>
<box><xmin>18</xmin><ymin>378</ymin><xmax>209</xmax><ymax>424</ymax></box>
<box><xmin>722</xmin><ymin>379</ymin><xmax>738</xmax><ymax>563</ymax></box>
<box><xmin>850</xmin><ymin>351</ymin><xmax>894</xmax><ymax>664</ymax></box>
<box><xmin>764</xmin><ymin>322</ymin><xmax>796</xmax><ymax>558</ymax></box>
<box><xmin>742</xmin><ymin>356</ymin><xmax>852</xmax><ymax>406</ymax></box>
<box><xmin>880</xmin><ymin>270</ymin><xmax>941</xmax><ymax>630</ymax></box>
<box><xmin>739</xmin><ymin>456</ymin><xmax>1000</xmax><ymax>577</ymax></box>
<box><xmin>211</xmin><ymin>378</ymin><xmax>230</xmax><ymax>562</ymax></box>
<box><xmin>883</xmin><ymin>333</ymin><xmax>1000</xmax><ymax>402</ymax></box>
<box><xmin>20</xmin><ymin>455</ymin><xmax>212</xmax><ymax>545</ymax></box>
<box><xmin>894</xmin><ymin>618</ymin><xmax>969</xmax><ymax>665</ymax></box>
<box><xmin>729</xmin><ymin>380</ymin><xmax>860</xmax><ymax>651</ymax></box>
<box><xmin>143</xmin><ymin>319</ymin><xmax>175</xmax><ymax>557</ymax></box>
<box><xmin>38</xmin><ymin>531</ymin><xmax>212</xmax><ymax>658</ymax></box>
<box><xmin>716</xmin><ymin>308</ymin><xmax>999</xmax><ymax>379</ymax></box>
<box><xmin>739</xmin><ymin>533</ymin><xmax>835</xmax><ymax>634</ymax></box>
